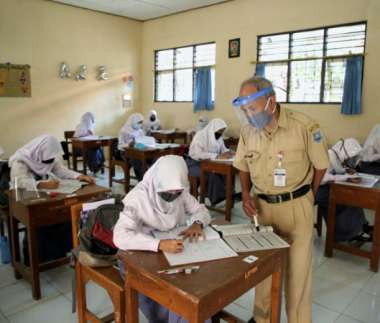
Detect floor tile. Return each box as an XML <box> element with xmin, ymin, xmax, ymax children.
<box><xmin>343</xmin><ymin>291</ymin><xmax>380</xmax><ymax>323</ymax></box>
<box><xmin>335</xmin><ymin>314</ymin><xmax>364</xmax><ymax>323</ymax></box>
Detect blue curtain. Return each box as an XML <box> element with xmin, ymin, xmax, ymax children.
<box><xmin>254</xmin><ymin>63</ymin><xmax>266</xmax><ymax>77</ymax></box>
<box><xmin>341</xmin><ymin>56</ymin><xmax>363</xmax><ymax>115</ymax></box>
<box><xmin>194</xmin><ymin>67</ymin><xmax>214</xmax><ymax>112</ymax></box>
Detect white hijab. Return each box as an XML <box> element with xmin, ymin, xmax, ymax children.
<box><xmin>329</xmin><ymin>138</ymin><xmax>362</xmax><ymax>173</ymax></box>
<box><xmin>196</xmin><ymin>116</ymin><xmax>209</xmax><ymax>131</ymax></box>
<box><xmin>9</xmin><ymin>135</ymin><xmax>63</xmax><ymax>176</ymax></box>
<box><xmin>121</xmin><ymin>113</ymin><xmax>144</xmax><ymax>133</ymax></box>
<box><xmin>122</xmin><ymin>155</ymin><xmax>190</xmax><ymax>231</ymax></box>
<box><xmin>75</xmin><ymin>112</ymin><xmax>95</xmax><ymax>137</ymax></box>
<box><xmin>192</xmin><ymin>118</ymin><xmax>227</xmax><ymax>154</ymax></box>
<box><xmin>361</xmin><ymin>124</ymin><xmax>380</xmax><ymax>162</ymax></box>
<box><xmin>147</xmin><ymin>110</ymin><xmax>160</xmax><ymax>130</ymax></box>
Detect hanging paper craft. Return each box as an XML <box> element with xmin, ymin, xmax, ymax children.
<box><xmin>0</xmin><ymin>63</ymin><xmax>31</xmax><ymax>97</ymax></box>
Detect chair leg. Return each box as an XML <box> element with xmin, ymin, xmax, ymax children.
<box><xmin>316</xmin><ymin>207</ymin><xmax>323</xmax><ymax>237</ymax></box>
<box><xmin>75</xmin><ymin>264</ymin><xmax>87</xmax><ymax>323</ymax></box>
<box><xmin>110</xmin><ymin>289</ymin><xmax>126</xmax><ymax>323</ymax></box>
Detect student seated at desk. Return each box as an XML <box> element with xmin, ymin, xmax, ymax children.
<box><xmin>114</xmin><ymin>155</ymin><xmax>211</xmax><ymax>323</ymax></box>
<box><xmin>315</xmin><ymin>138</ymin><xmax>372</xmax><ymax>242</ymax></box>
<box><xmin>74</xmin><ymin>111</ymin><xmax>105</xmax><ymax>174</ymax></box>
<box><xmin>187</xmin><ymin>118</ymin><xmax>234</xmax><ymax>205</ymax></box>
<box><xmin>8</xmin><ymin>135</ymin><xmax>94</xmax><ymax>264</ymax></box>
<box><xmin>145</xmin><ymin>109</ymin><xmax>161</xmax><ymax>133</ymax></box>
<box><xmin>117</xmin><ymin>113</ymin><xmax>154</xmax><ymax>181</ymax></box>
<box><xmin>359</xmin><ymin>124</ymin><xmax>380</xmax><ymax>175</ymax></box>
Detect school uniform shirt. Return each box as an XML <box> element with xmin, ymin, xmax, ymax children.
<box><xmin>118</xmin><ymin>113</ymin><xmax>145</xmax><ymax>150</ymax></box>
<box><xmin>74</xmin><ymin>112</ymin><xmax>95</xmax><ymax>137</ymax></box>
<box><xmin>361</xmin><ymin>124</ymin><xmax>380</xmax><ymax>162</ymax></box>
<box><xmin>113</xmin><ymin>155</ymin><xmax>211</xmax><ymax>252</ymax></box>
<box><xmin>8</xmin><ymin>135</ymin><xmax>80</xmax><ymax>189</ymax></box>
<box><xmin>189</xmin><ymin>118</ymin><xmax>228</xmax><ymax>161</ymax></box>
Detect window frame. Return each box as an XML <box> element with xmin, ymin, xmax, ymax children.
<box><xmin>256</xmin><ymin>21</ymin><xmax>367</xmax><ymax>105</ymax></box>
<box><xmin>154</xmin><ymin>41</ymin><xmax>216</xmax><ymax>103</ymax></box>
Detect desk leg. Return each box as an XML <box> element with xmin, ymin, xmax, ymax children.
<box><xmin>10</xmin><ymin>215</ymin><xmax>21</xmax><ymax>279</ymax></box>
<box><xmin>27</xmin><ymin>224</ymin><xmax>41</xmax><ymax>300</ymax></box>
<box><xmin>370</xmin><ymin>205</ymin><xmax>380</xmax><ymax>272</ymax></box>
<box><xmin>325</xmin><ymin>191</ymin><xmax>336</xmax><ymax>258</ymax></box>
<box><xmin>200</xmin><ymin>171</ymin><xmax>206</xmax><ymax>204</ymax></box>
<box><xmin>73</xmin><ymin>148</ymin><xmax>78</xmax><ymax>172</ymax></box>
<box><xmin>270</xmin><ymin>261</ymin><xmax>283</xmax><ymax>323</ymax></box>
<box><xmin>225</xmin><ymin>171</ymin><xmax>233</xmax><ymax>222</ymax></box>
<box><xmin>82</xmin><ymin>146</ymin><xmax>88</xmax><ymax>175</ymax></box>
<box><xmin>125</xmin><ymin>285</ymin><xmax>138</xmax><ymax>323</ymax></box>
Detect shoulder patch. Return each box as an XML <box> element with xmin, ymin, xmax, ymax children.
<box><xmin>312</xmin><ymin>130</ymin><xmax>323</xmax><ymax>143</ymax></box>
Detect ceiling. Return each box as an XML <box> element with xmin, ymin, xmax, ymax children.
<box><xmin>51</xmin><ymin>0</ymin><xmax>231</xmax><ymax>21</ymax></box>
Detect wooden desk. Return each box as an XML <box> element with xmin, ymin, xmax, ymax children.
<box><xmin>199</xmin><ymin>160</ymin><xmax>238</xmax><ymax>221</ymax></box>
<box><xmin>8</xmin><ymin>184</ymin><xmax>110</xmax><ymax>299</ymax></box>
<box><xmin>119</xmin><ymin>247</ymin><xmax>287</xmax><ymax>323</ymax></box>
<box><xmin>325</xmin><ymin>180</ymin><xmax>380</xmax><ymax>272</ymax></box>
<box><xmin>71</xmin><ymin>136</ymin><xmax>117</xmax><ymax>175</ymax></box>
<box><xmin>151</xmin><ymin>131</ymin><xmax>188</xmax><ymax>144</ymax></box>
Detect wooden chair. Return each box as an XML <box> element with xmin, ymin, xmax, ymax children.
<box><xmin>189</xmin><ymin>175</ymin><xmax>199</xmax><ymax>199</ymax></box>
<box><xmin>63</xmin><ymin>130</ymin><xmax>80</xmax><ymax>169</ymax></box>
<box><xmin>71</xmin><ymin>204</ymin><xmax>125</xmax><ymax>323</ymax></box>
<box><xmin>109</xmin><ymin>159</ymin><xmax>131</xmax><ymax>194</ymax></box>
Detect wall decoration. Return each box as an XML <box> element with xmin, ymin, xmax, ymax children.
<box><xmin>97</xmin><ymin>65</ymin><xmax>108</xmax><ymax>80</ymax></box>
<box><xmin>75</xmin><ymin>64</ymin><xmax>87</xmax><ymax>80</ymax></box>
<box><xmin>59</xmin><ymin>62</ymin><xmax>71</xmax><ymax>78</ymax></box>
<box><xmin>122</xmin><ymin>75</ymin><xmax>134</xmax><ymax>109</ymax></box>
<box><xmin>228</xmin><ymin>38</ymin><xmax>240</xmax><ymax>58</ymax></box>
<box><xmin>0</xmin><ymin>63</ymin><xmax>31</xmax><ymax>97</ymax></box>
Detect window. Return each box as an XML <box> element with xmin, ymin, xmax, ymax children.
<box><xmin>154</xmin><ymin>43</ymin><xmax>216</xmax><ymax>102</ymax></box>
<box><xmin>257</xmin><ymin>22</ymin><xmax>366</xmax><ymax>104</ymax></box>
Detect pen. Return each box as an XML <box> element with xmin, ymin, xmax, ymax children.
<box><xmin>252</xmin><ymin>214</ymin><xmax>260</xmax><ymax>232</ymax></box>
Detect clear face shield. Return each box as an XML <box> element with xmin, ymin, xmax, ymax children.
<box><xmin>232</xmin><ymin>87</ymin><xmax>274</xmax><ymax>129</ymax></box>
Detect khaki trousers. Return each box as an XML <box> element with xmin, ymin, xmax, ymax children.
<box><xmin>254</xmin><ymin>190</ymin><xmax>314</xmax><ymax>323</ymax></box>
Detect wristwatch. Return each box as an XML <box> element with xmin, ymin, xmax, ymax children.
<box><xmin>193</xmin><ymin>220</ymin><xmax>203</xmax><ymax>228</ymax></box>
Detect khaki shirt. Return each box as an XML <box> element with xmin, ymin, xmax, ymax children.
<box><xmin>233</xmin><ymin>107</ymin><xmax>329</xmax><ymax>194</ymax></box>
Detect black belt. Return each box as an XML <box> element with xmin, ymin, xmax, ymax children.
<box><xmin>258</xmin><ymin>185</ymin><xmax>310</xmax><ymax>204</ymax></box>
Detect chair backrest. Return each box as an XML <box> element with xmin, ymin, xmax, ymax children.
<box><xmin>64</xmin><ymin>131</ymin><xmax>76</xmax><ymax>143</ymax></box>
<box><xmin>71</xmin><ymin>204</ymin><xmax>83</xmax><ymax>249</ymax></box>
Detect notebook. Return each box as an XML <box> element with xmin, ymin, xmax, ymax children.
<box><xmin>335</xmin><ymin>173</ymin><xmax>379</xmax><ymax>188</ymax></box>
<box><xmin>212</xmin><ymin>224</ymin><xmax>289</xmax><ymax>253</ymax></box>
<box><xmin>153</xmin><ymin>226</ymin><xmax>237</xmax><ymax>266</ymax></box>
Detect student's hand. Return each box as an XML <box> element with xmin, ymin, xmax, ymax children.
<box><xmin>158</xmin><ymin>239</ymin><xmax>184</xmax><ymax>253</ymax></box>
<box><xmin>179</xmin><ymin>223</ymin><xmax>203</xmax><ymax>243</ymax></box>
<box><xmin>346</xmin><ymin>168</ymin><xmax>357</xmax><ymax>175</ymax></box>
<box><xmin>37</xmin><ymin>180</ymin><xmax>59</xmax><ymax>190</ymax></box>
<box><xmin>77</xmin><ymin>175</ymin><xmax>95</xmax><ymax>184</ymax></box>
<box><xmin>217</xmin><ymin>151</ymin><xmax>235</xmax><ymax>159</ymax></box>
<box><xmin>242</xmin><ymin>193</ymin><xmax>258</xmax><ymax>218</ymax></box>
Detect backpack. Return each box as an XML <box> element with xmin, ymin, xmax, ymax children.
<box><xmin>77</xmin><ymin>198</ymin><xmax>124</xmax><ymax>267</ymax></box>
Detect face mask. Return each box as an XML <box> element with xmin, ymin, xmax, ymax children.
<box><xmin>42</xmin><ymin>158</ymin><xmax>55</xmax><ymax>164</ymax></box>
<box><xmin>215</xmin><ymin>132</ymin><xmax>223</xmax><ymax>140</ymax></box>
<box><xmin>150</xmin><ymin>115</ymin><xmax>156</xmax><ymax>122</ymax></box>
<box><xmin>158</xmin><ymin>191</ymin><xmax>182</xmax><ymax>203</ymax></box>
<box><xmin>247</xmin><ymin>98</ymin><xmax>272</xmax><ymax>129</ymax></box>
<box><xmin>343</xmin><ymin>156</ymin><xmax>358</xmax><ymax>169</ymax></box>
<box><xmin>132</xmin><ymin>122</ymin><xmax>142</xmax><ymax>130</ymax></box>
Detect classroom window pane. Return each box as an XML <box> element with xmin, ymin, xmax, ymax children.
<box><xmin>324</xmin><ymin>59</ymin><xmax>346</xmax><ymax>103</ymax></box>
<box><xmin>175</xmin><ymin>47</ymin><xmax>193</xmax><ymax>69</ymax></box>
<box><xmin>291</xmin><ymin>29</ymin><xmax>324</xmax><ymax>59</ymax></box>
<box><xmin>174</xmin><ymin>69</ymin><xmax>192</xmax><ymax>101</ymax></box>
<box><xmin>289</xmin><ymin>59</ymin><xmax>322</xmax><ymax>102</ymax></box>
<box><xmin>156</xmin><ymin>71</ymin><xmax>173</xmax><ymax>101</ymax></box>
<box><xmin>156</xmin><ymin>49</ymin><xmax>174</xmax><ymax>71</ymax></box>
<box><xmin>326</xmin><ymin>24</ymin><xmax>366</xmax><ymax>56</ymax></box>
<box><xmin>263</xmin><ymin>63</ymin><xmax>288</xmax><ymax>102</ymax></box>
<box><xmin>259</xmin><ymin>34</ymin><xmax>289</xmax><ymax>61</ymax></box>
<box><xmin>195</xmin><ymin>43</ymin><xmax>216</xmax><ymax>67</ymax></box>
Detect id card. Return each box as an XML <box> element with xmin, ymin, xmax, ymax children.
<box><xmin>274</xmin><ymin>168</ymin><xmax>286</xmax><ymax>187</ymax></box>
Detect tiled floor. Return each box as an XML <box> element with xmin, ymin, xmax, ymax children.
<box><xmin>0</xmin><ymin>168</ymin><xmax>379</xmax><ymax>322</ymax></box>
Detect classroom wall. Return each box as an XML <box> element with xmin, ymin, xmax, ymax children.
<box><xmin>0</xmin><ymin>0</ymin><xmax>142</xmax><ymax>157</ymax></box>
<box><xmin>141</xmin><ymin>0</ymin><xmax>380</xmax><ymax>144</ymax></box>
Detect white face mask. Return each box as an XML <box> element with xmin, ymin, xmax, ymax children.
<box><xmin>132</xmin><ymin>122</ymin><xmax>142</xmax><ymax>130</ymax></box>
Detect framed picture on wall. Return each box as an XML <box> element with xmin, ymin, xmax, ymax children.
<box><xmin>228</xmin><ymin>38</ymin><xmax>240</xmax><ymax>58</ymax></box>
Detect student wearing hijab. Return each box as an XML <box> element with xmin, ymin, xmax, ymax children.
<box><xmin>145</xmin><ymin>110</ymin><xmax>161</xmax><ymax>133</ymax></box>
<box><xmin>114</xmin><ymin>155</ymin><xmax>211</xmax><ymax>323</ymax></box>
<box><xmin>117</xmin><ymin>113</ymin><xmax>152</xmax><ymax>181</ymax></box>
<box><xmin>74</xmin><ymin>112</ymin><xmax>105</xmax><ymax>174</ymax></box>
<box><xmin>359</xmin><ymin>124</ymin><xmax>380</xmax><ymax>175</ymax></box>
<box><xmin>187</xmin><ymin>118</ymin><xmax>234</xmax><ymax>205</ymax></box>
<box><xmin>196</xmin><ymin>116</ymin><xmax>209</xmax><ymax>132</ymax></box>
<box><xmin>316</xmin><ymin>138</ymin><xmax>371</xmax><ymax>242</ymax></box>
<box><xmin>9</xmin><ymin>135</ymin><xmax>94</xmax><ymax>264</ymax></box>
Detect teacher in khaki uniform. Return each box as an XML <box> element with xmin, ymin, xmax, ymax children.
<box><xmin>232</xmin><ymin>77</ymin><xmax>329</xmax><ymax>323</ymax></box>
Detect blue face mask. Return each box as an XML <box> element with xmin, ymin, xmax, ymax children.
<box><xmin>247</xmin><ymin>99</ymin><xmax>272</xmax><ymax>129</ymax></box>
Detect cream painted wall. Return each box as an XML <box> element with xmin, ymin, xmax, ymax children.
<box><xmin>0</xmin><ymin>0</ymin><xmax>142</xmax><ymax>157</ymax></box>
<box><xmin>141</xmin><ymin>0</ymin><xmax>380</xmax><ymax>144</ymax></box>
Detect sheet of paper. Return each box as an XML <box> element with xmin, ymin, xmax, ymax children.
<box><xmin>155</xmin><ymin>143</ymin><xmax>181</xmax><ymax>149</ymax></box>
<box><xmin>82</xmin><ymin>198</ymin><xmax>115</xmax><ymax>212</ymax></box>
<box><xmin>224</xmin><ymin>232</ymin><xmax>289</xmax><ymax>253</ymax></box>
<box><xmin>152</xmin><ymin>129</ymin><xmax>176</xmax><ymax>134</ymax></box>
<box><xmin>213</xmin><ymin>223</ymin><xmax>273</xmax><ymax>237</ymax></box>
<box><xmin>212</xmin><ymin>157</ymin><xmax>235</xmax><ymax>163</ymax></box>
<box><xmin>38</xmin><ymin>179</ymin><xmax>83</xmax><ymax>194</ymax></box>
<box><xmin>153</xmin><ymin>226</ymin><xmax>237</xmax><ymax>266</ymax></box>
<box><xmin>335</xmin><ymin>173</ymin><xmax>379</xmax><ymax>188</ymax></box>
<box><xmin>135</xmin><ymin>136</ymin><xmax>156</xmax><ymax>147</ymax></box>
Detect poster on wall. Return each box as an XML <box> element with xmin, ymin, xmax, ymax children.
<box><xmin>0</xmin><ymin>63</ymin><xmax>31</xmax><ymax>97</ymax></box>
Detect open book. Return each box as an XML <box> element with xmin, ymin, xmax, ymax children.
<box><xmin>212</xmin><ymin>224</ymin><xmax>289</xmax><ymax>253</ymax></box>
<box><xmin>335</xmin><ymin>173</ymin><xmax>379</xmax><ymax>188</ymax></box>
<box><xmin>153</xmin><ymin>226</ymin><xmax>237</xmax><ymax>266</ymax></box>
